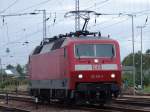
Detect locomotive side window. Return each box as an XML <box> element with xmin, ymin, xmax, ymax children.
<box><xmin>75</xmin><ymin>44</ymin><xmax>115</xmax><ymax>58</ymax></box>
<box><xmin>33</xmin><ymin>45</ymin><xmax>43</xmax><ymax>55</ymax></box>
<box><xmin>40</xmin><ymin>43</ymin><xmax>54</xmax><ymax>54</ymax></box>
<box><xmin>51</xmin><ymin>39</ymin><xmax>65</xmax><ymax>50</ymax></box>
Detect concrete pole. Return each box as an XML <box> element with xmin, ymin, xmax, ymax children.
<box><xmin>137</xmin><ymin>26</ymin><xmax>145</xmax><ymax>89</ymax></box>
<box><xmin>131</xmin><ymin>15</ymin><xmax>136</xmax><ymax>95</ymax></box>
<box><xmin>140</xmin><ymin>27</ymin><xmax>143</xmax><ymax>89</ymax></box>
<box><xmin>0</xmin><ymin>58</ymin><xmax>3</xmax><ymax>83</ymax></box>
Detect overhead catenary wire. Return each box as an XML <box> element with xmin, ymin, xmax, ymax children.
<box><xmin>16</xmin><ymin>0</ymin><xmax>52</xmax><ymax>13</ymax></box>
<box><xmin>2</xmin><ymin>0</ymin><xmax>150</xmax><ymax>36</ymax></box>
<box><xmin>0</xmin><ymin>0</ymin><xmax>19</xmax><ymax>14</ymax></box>
<box><xmin>0</xmin><ymin>28</ymin><xmax>42</xmax><ymax>49</ymax></box>
<box><xmin>84</xmin><ymin>0</ymin><xmax>111</xmax><ymax>10</ymax></box>
<box><xmin>0</xmin><ymin>12</ymin><xmax>39</xmax><ymax>17</ymax></box>
<box><xmin>88</xmin><ymin>9</ymin><xmax>150</xmax><ymax>31</ymax></box>
<box><xmin>0</xmin><ymin>16</ymin><xmax>68</xmax><ymax>49</ymax></box>
<box><xmin>87</xmin><ymin>0</ymin><xmax>112</xmax><ymax>11</ymax></box>
<box><xmin>97</xmin><ymin>17</ymin><xmax>130</xmax><ymax>30</ymax></box>
<box><xmin>1</xmin><ymin>12</ymin><xmax>149</xmax><ymax>49</ymax></box>
<box><xmin>0</xmin><ymin>11</ymin><xmax>65</xmax><ymax>37</ymax></box>
<box><xmin>1</xmin><ymin>7</ymin><xmax>150</xmax><ymax>43</ymax></box>
<box><xmin>0</xmin><ymin>11</ymin><xmax>69</xmax><ymax>54</ymax></box>
<box><xmin>84</xmin><ymin>1</ymin><xmax>150</xmax><ymax>27</ymax></box>
<box><xmin>88</xmin><ymin>13</ymin><xmax>128</xmax><ymax>30</ymax></box>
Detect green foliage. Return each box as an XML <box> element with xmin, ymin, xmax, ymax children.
<box><xmin>143</xmin><ymin>86</ymin><xmax>150</xmax><ymax>93</ymax></box>
<box><xmin>0</xmin><ymin>77</ymin><xmax>28</xmax><ymax>91</ymax></box>
<box><xmin>143</xmin><ymin>75</ymin><xmax>150</xmax><ymax>86</ymax></box>
<box><xmin>146</xmin><ymin>49</ymin><xmax>150</xmax><ymax>54</ymax></box>
<box><xmin>6</xmin><ymin>64</ymin><xmax>15</xmax><ymax>69</ymax></box>
<box><xmin>16</xmin><ymin>64</ymin><xmax>26</xmax><ymax>78</ymax></box>
<box><xmin>16</xmin><ymin>64</ymin><xmax>23</xmax><ymax>75</ymax></box>
<box><xmin>4</xmin><ymin>64</ymin><xmax>27</xmax><ymax>77</ymax></box>
<box><xmin>122</xmin><ymin>72</ymin><xmax>133</xmax><ymax>86</ymax></box>
<box><xmin>122</xmin><ymin>50</ymin><xmax>150</xmax><ymax>87</ymax></box>
<box><xmin>0</xmin><ymin>63</ymin><xmax>28</xmax><ymax>92</ymax></box>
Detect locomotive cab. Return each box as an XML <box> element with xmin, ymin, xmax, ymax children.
<box><xmin>66</xmin><ymin>37</ymin><xmax>122</xmax><ymax>103</ymax></box>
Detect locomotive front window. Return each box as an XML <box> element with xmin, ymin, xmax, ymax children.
<box><xmin>96</xmin><ymin>44</ymin><xmax>114</xmax><ymax>57</ymax></box>
<box><xmin>75</xmin><ymin>44</ymin><xmax>115</xmax><ymax>58</ymax></box>
<box><xmin>75</xmin><ymin>44</ymin><xmax>94</xmax><ymax>57</ymax></box>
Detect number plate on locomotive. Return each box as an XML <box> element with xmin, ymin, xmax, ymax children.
<box><xmin>92</xmin><ymin>64</ymin><xmax>101</xmax><ymax>70</ymax></box>
<box><xmin>91</xmin><ymin>74</ymin><xmax>104</xmax><ymax>79</ymax></box>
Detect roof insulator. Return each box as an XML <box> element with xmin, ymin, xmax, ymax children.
<box><xmin>98</xmin><ymin>32</ymin><xmax>101</xmax><ymax>37</ymax></box>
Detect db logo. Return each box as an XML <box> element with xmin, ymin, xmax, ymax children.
<box><xmin>92</xmin><ymin>64</ymin><xmax>101</xmax><ymax>70</ymax></box>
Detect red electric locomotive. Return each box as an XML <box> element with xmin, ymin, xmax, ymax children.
<box><xmin>28</xmin><ymin>31</ymin><xmax>122</xmax><ymax>104</ymax></box>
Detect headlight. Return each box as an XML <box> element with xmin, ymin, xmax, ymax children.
<box><xmin>111</xmin><ymin>73</ymin><xmax>115</xmax><ymax>78</ymax></box>
<box><xmin>94</xmin><ymin>59</ymin><xmax>99</xmax><ymax>63</ymax></box>
<box><xmin>78</xmin><ymin>74</ymin><xmax>83</xmax><ymax>79</ymax></box>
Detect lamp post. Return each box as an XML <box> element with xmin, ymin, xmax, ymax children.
<box><xmin>136</xmin><ymin>25</ymin><xmax>146</xmax><ymax>89</ymax></box>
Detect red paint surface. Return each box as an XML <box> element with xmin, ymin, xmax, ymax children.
<box><xmin>28</xmin><ymin>38</ymin><xmax>122</xmax><ymax>90</ymax></box>
<box><xmin>29</xmin><ymin>49</ymin><xmax>69</xmax><ymax>80</ymax></box>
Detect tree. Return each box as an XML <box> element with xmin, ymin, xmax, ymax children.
<box><xmin>146</xmin><ymin>49</ymin><xmax>150</xmax><ymax>54</ymax></box>
<box><xmin>122</xmin><ymin>50</ymin><xmax>150</xmax><ymax>87</ymax></box>
<box><xmin>16</xmin><ymin>64</ymin><xmax>23</xmax><ymax>76</ymax></box>
<box><xmin>6</xmin><ymin>64</ymin><xmax>14</xmax><ymax>69</ymax></box>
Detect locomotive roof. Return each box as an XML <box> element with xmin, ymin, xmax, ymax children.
<box><xmin>46</xmin><ymin>36</ymin><xmax>114</xmax><ymax>42</ymax></box>
<box><xmin>31</xmin><ymin>36</ymin><xmax>117</xmax><ymax>56</ymax></box>
<box><xmin>65</xmin><ymin>36</ymin><xmax>118</xmax><ymax>44</ymax></box>
<box><xmin>68</xmin><ymin>36</ymin><xmax>113</xmax><ymax>40</ymax></box>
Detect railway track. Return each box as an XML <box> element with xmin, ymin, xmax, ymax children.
<box><xmin>104</xmin><ymin>104</ymin><xmax>150</xmax><ymax>112</ymax></box>
<box><xmin>0</xmin><ymin>91</ymin><xmax>28</xmax><ymax>96</ymax></box>
<box><xmin>0</xmin><ymin>93</ymin><xmax>33</xmax><ymax>103</ymax></box>
<box><xmin>0</xmin><ymin>105</ymin><xmax>30</xmax><ymax>112</ymax></box>
<box><xmin>0</xmin><ymin>93</ymin><xmax>150</xmax><ymax>112</ymax></box>
<box><xmin>113</xmin><ymin>95</ymin><xmax>150</xmax><ymax>107</ymax></box>
<box><xmin>114</xmin><ymin>98</ymin><xmax>150</xmax><ymax>107</ymax></box>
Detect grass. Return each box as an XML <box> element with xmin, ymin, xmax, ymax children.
<box><xmin>143</xmin><ymin>86</ymin><xmax>150</xmax><ymax>93</ymax></box>
<box><xmin>0</xmin><ymin>78</ymin><xmax>28</xmax><ymax>92</ymax></box>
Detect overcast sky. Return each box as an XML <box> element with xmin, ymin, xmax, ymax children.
<box><xmin>0</xmin><ymin>0</ymin><xmax>150</xmax><ymax>67</ymax></box>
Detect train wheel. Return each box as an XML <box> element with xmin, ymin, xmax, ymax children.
<box><xmin>74</xmin><ymin>92</ymin><xmax>85</xmax><ymax>105</ymax></box>
<box><xmin>64</xmin><ymin>99</ymin><xmax>74</xmax><ymax>105</ymax></box>
<box><xmin>99</xmin><ymin>103</ymin><xmax>104</xmax><ymax>107</ymax></box>
<box><xmin>40</xmin><ymin>96</ymin><xmax>50</xmax><ymax>103</ymax></box>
